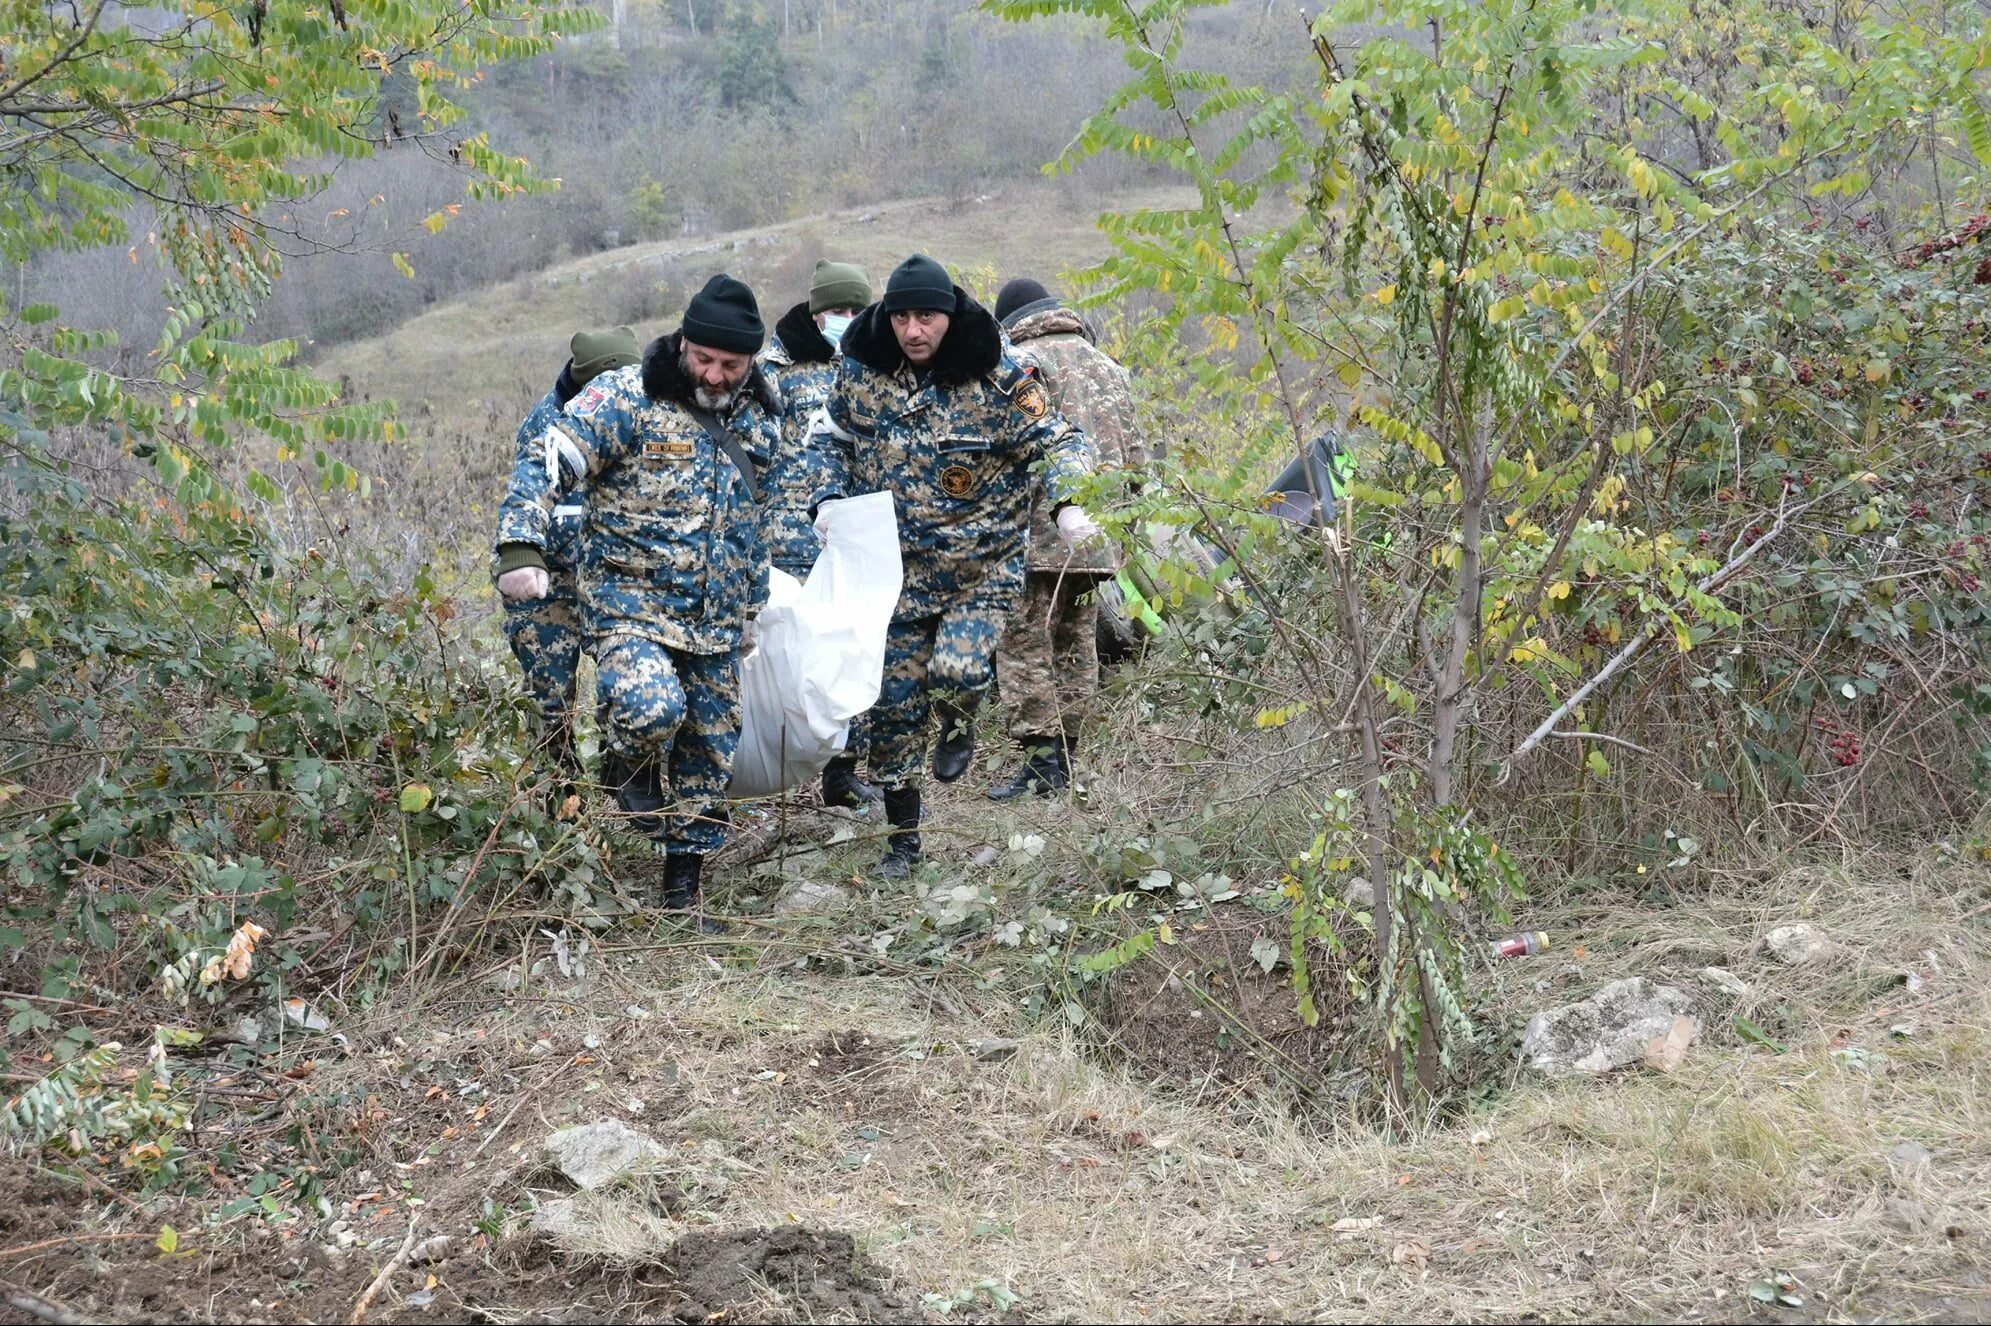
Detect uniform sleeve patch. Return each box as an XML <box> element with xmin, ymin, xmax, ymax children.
<box><xmin>569</xmin><ymin>383</ymin><xmax>613</xmax><ymax>418</ymax></box>
<box><xmin>1015</xmin><ymin>380</ymin><xmax>1050</xmax><ymax>421</ymax></box>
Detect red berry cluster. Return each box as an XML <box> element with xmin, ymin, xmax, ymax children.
<box><xmin>1909</xmin><ymin>501</ymin><xmax>1930</xmax><ymax>519</ymax></box>
<box><xmin>1911</xmin><ymin>214</ymin><xmax>1990</xmax><ymax>267</ymax></box>
<box><xmin>1814</xmin><ymin>714</ymin><xmax>1862</xmax><ymax>767</ymax></box>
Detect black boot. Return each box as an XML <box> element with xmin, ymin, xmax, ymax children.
<box><xmin>602</xmin><ymin>749</ymin><xmax>668</xmax><ymax>839</ymax></box>
<box><xmin>877</xmin><ymin>784</ymin><xmax>922</xmax><ymax>880</ymax></box>
<box><xmin>930</xmin><ymin>698</ymin><xmax>977</xmax><ymax>783</ymax></box>
<box><xmin>821</xmin><ymin>753</ymin><xmax>884</xmax><ymax>808</ymax></box>
<box><xmin>986</xmin><ymin>735</ymin><xmax>1070</xmax><ymax>801</ymax></box>
<box><xmin>660</xmin><ymin>853</ymin><xmax>724</xmax><ymax>933</ymax></box>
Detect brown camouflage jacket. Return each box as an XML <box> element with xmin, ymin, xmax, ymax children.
<box><xmin>1003</xmin><ymin>302</ymin><xmax>1146</xmax><ymax>574</ymax></box>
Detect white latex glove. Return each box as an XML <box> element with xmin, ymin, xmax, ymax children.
<box><xmin>813</xmin><ymin>508</ymin><xmax>831</xmax><ymax>543</ymax></box>
<box><xmin>1056</xmin><ymin>505</ymin><xmax>1103</xmax><ymax>551</ymax></box>
<box><xmin>498</xmin><ymin>566</ymin><xmax>549</xmax><ymax>601</ymax></box>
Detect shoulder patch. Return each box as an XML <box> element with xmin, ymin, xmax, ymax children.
<box><xmin>1014</xmin><ymin>378</ymin><xmax>1050</xmax><ymax>421</ymax></box>
<box><xmin>569</xmin><ymin>382</ymin><xmax>613</xmax><ymax>418</ymax></box>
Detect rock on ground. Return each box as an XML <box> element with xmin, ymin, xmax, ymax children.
<box><xmin>543</xmin><ymin>1120</ymin><xmax>666</xmax><ymax>1191</ymax></box>
<box><xmin>773</xmin><ymin>879</ymin><xmax>852</xmax><ymax>917</ymax></box>
<box><xmin>1521</xmin><ymin>977</ymin><xmax>1698</xmax><ymax>1075</ymax></box>
<box><xmin>1764</xmin><ymin>923</ymin><xmax>1833</xmax><ymax>967</ymax></box>
<box><xmin>1697</xmin><ymin>966</ymin><xmax>1752</xmax><ymax>1000</ymax></box>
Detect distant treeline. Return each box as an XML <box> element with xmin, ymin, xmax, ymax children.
<box><xmin>21</xmin><ymin>0</ymin><xmax>1305</xmax><ymax>366</ymax></box>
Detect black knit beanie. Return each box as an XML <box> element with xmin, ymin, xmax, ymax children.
<box><xmin>681</xmin><ymin>273</ymin><xmax>765</xmax><ymax>355</ymax></box>
<box><xmin>994</xmin><ymin>278</ymin><xmax>1052</xmax><ymax>324</ymax></box>
<box><xmin>879</xmin><ymin>254</ymin><xmax>958</xmax><ymax>315</ymax></box>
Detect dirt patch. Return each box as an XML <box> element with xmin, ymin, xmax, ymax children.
<box><xmin>1094</xmin><ymin>905</ymin><xmax>1355</xmax><ymax>1090</ymax></box>
<box><xmin>659</xmin><ymin>1225</ymin><xmax>918</xmax><ymax>1323</ymax></box>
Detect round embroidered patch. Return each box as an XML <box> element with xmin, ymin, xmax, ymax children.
<box><xmin>939</xmin><ymin>464</ymin><xmax>978</xmax><ymax>498</ymax></box>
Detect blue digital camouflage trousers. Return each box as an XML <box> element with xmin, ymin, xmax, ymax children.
<box><xmin>595</xmin><ymin>635</ymin><xmax>741</xmax><ymax>855</ymax></box>
<box><xmin>502</xmin><ymin>573</ymin><xmax>583</xmax><ymax>765</ymax></box>
<box><xmin>868</xmin><ymin>581</ymin><xmax>1013</xmax><ymax>788</ymax></box>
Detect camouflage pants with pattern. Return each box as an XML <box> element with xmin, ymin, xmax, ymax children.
<box><xmin>868</xmin><ymin>581</ymin><xmax>1015</xmax><ymax>788</ymax></box>
<box><xmin>995</xmin><ymin>570</ymin><xmax>1102</xmax><ymax>745</ymax></box>
<box><xmin>594</xmin><ymin>635</ymin><xmax>741</xmax><ymax>856</ymax></box>
<box><xmin>502</xmin><ymin>579</ymin><xmax>583</xmax><ymax>770</ymax></box>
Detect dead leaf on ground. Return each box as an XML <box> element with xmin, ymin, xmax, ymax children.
<box><xmin>1331</xmin><ymin>1216</ymin><xmax>1383</xmax><ymax>1234</ymax></box>
<box><xmin>1390</xmin><ymin>1238</ymin><xmax>1430</xmax><ymax>1269</ymax></box>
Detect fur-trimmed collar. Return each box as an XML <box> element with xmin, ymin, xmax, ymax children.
<box><xmin>641</xmin><ymin>331</ymin><xmax>778</xmax><ymax>413</ymax></box>
<box><xmin>769</xmin><ymin>302</ymin><xmax>836</xmax><ymax>366</ymax></box>
<box><xmin>838</xmin><ymin>286</ymin><xmax>1004</xmax><ymax>388</ymax></box>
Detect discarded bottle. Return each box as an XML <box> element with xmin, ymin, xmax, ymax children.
<box><xmin>1493</xmin><ymin>931</ymin><xmax>1549</xmax><ymax>959</ymax></box>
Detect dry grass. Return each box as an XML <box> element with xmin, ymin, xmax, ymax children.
<box><xmin>307</xmin><ymin>848</ymin><xmax>1991</xmax><ymax>1322</ymax></box>
<box><xmin>314</xmin><ymin>179</ymin><xmax>1192</xmax><ymax>435</ymax></box>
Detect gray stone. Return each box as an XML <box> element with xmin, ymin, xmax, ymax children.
<box><xmin>531</xmin><ymin>1198</ymin><xmax>582</xmax><ymax>1238</ymax></box>
<box><xmin>1891</xmin><ymin>1140</ymin><xmax>1933</xmax><ymax>1167</ymax></box>
<box><xmin>1764</xmin><ymin>923</ymin><xmax>1831</xmax><ymax>967</ymax></box>
<box><xmin>773</xmin><ymin>879</ymin><xmax>852</xmax><ymax>917</ymax></box>
<box><xmin>542</xmin><ymin>1120</ymin><xmax>666</xmax><ymax>1191</ymax></box>
<box><xmin>969</xmin><ymin>1036</ymin><xmax>1021</xmax><ymax>1062</ymax></box>
<box><xmin>1697</xmin><ymin>966</ymin><xmax>1752</xmax><ymax>1000</ymax></box>
<box><xmin>1342</xmin><ymin>878</ymin><xmax>1376</xmax><ymax>910</ymax></box>
<box><xmin>1521</xmin><ymin>978</ymin><xmax>1698</xmax><ymax>1076</ymax></box>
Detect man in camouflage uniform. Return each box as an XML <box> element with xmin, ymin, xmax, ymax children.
<box><xmin>496</xmin><ymin>275</ymin><xmax>777</xmax><ymax>916</ymax></box>
<box><xmin>988</xmin><ymin>279</ymin><xmax>1148</xmax><ymax>798</ymax></box>
<box><xmin>808</xmin><ymin>254</ymin><xmax>1099</xmax><ymax>879</ymax></box>
<box><xmin>760</xmin><ymin>259</ymin><xmax>883</xmax><ymax>809</ymax></box>
<box><xmin>496</xmin><ymin>327</ymin><xmax>641</xmax><ymax>806</ymax></box>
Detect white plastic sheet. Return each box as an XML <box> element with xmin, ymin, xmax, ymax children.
<box><xmin>730</xmin><ymin>491</ymin><xmax>901</xmax><ymax>797</ymax></box>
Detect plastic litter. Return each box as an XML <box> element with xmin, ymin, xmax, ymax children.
<box><xmin>731</xmin><ymin>491</ymin><xmax>901</xmax><ymax>797</ymax></box>
<box><xmin>1493</xmin><ymin>931</ymin><xmax>1549</xmax><ymax>959</ymax></box>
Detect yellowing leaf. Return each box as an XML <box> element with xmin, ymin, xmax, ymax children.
<box><xmin>1586</xmin><ymin>748</ymin><xmax>1610</xmax><ymax>779</ymax></box>
<box><xmin>1547</xmin><ymin>581</ymin><xmax>1571</xmax><ymax>601</ymax></box>
<box><xmin>399</xmin><ymin>782</ymin><xmax>434</xmax><ymax>813</ymax></box>
<box><xmin>1863</xmin><ymin>358</ymin><xmax>1890</xmax><ymax>383</ymax></box>
<box><xmin>1373</xmin><ymin>283</ymin><xmax>1396</xmax><ymax>306</ymax></box>
<box><xmin>392</xmin><ymin>252</ymin><xmax>415</xmax><ymax>280</ymax></box>
<box><xmin>1336</xmin><ymin>361</ymin><xmax>1363</xmax><ymax>388</ymax></box>
<box><xmin>157</xmin><ymin>1224</ymin><xmax>179</xmax><ymax>1255</ymax></box>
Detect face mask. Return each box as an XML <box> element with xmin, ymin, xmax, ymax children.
<box><xmin>820</xmin><ymin>313</ymin><xmax>854</xmax><ymax>349</ymax></box>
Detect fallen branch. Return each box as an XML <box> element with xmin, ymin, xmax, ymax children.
<box><xmin>348</xmin><ymin>1220</ymin><xmax>419</xmax><ymax>1325</ymax></box>
<box><xmin>1</xmin><ymin>1231</ymin><xmax>157</xmax><ymax>1258</ymax></box>
<box><xmin>6</xmin><ymin>1291</ymin><xmax>84</xmax><ymax>1325</ymax></box>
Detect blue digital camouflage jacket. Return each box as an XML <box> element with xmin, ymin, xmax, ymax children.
<box><xmin>807</xmin><ymin>286</ymin><xmax>1093</xmax><ymax>620</ymax></box>
<box><xmin>759</xmin><ymin>303</ymin><xmax>844</xmax><ymax>577</ymax></box>
<box><xmin>497</xmin><ymin>332</ymin><xmax>777</xmax><ymax>655</ymax></box>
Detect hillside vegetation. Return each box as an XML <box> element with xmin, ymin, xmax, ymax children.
<box><xmin>3</xmin><ymin>0</ymin><xmax>1991</xmax><ymax>1320</ymax></box>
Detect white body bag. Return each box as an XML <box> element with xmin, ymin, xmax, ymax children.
<box><xmin>730</xmin><ymin>491</ymin><xmax>901</xmax><ymax>797</ymax></box>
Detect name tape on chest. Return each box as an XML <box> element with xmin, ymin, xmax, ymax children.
<box><xmin>643</xmin><ymin>438</ymin><xmax>697</xmax><ymax>462</ymax></box>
